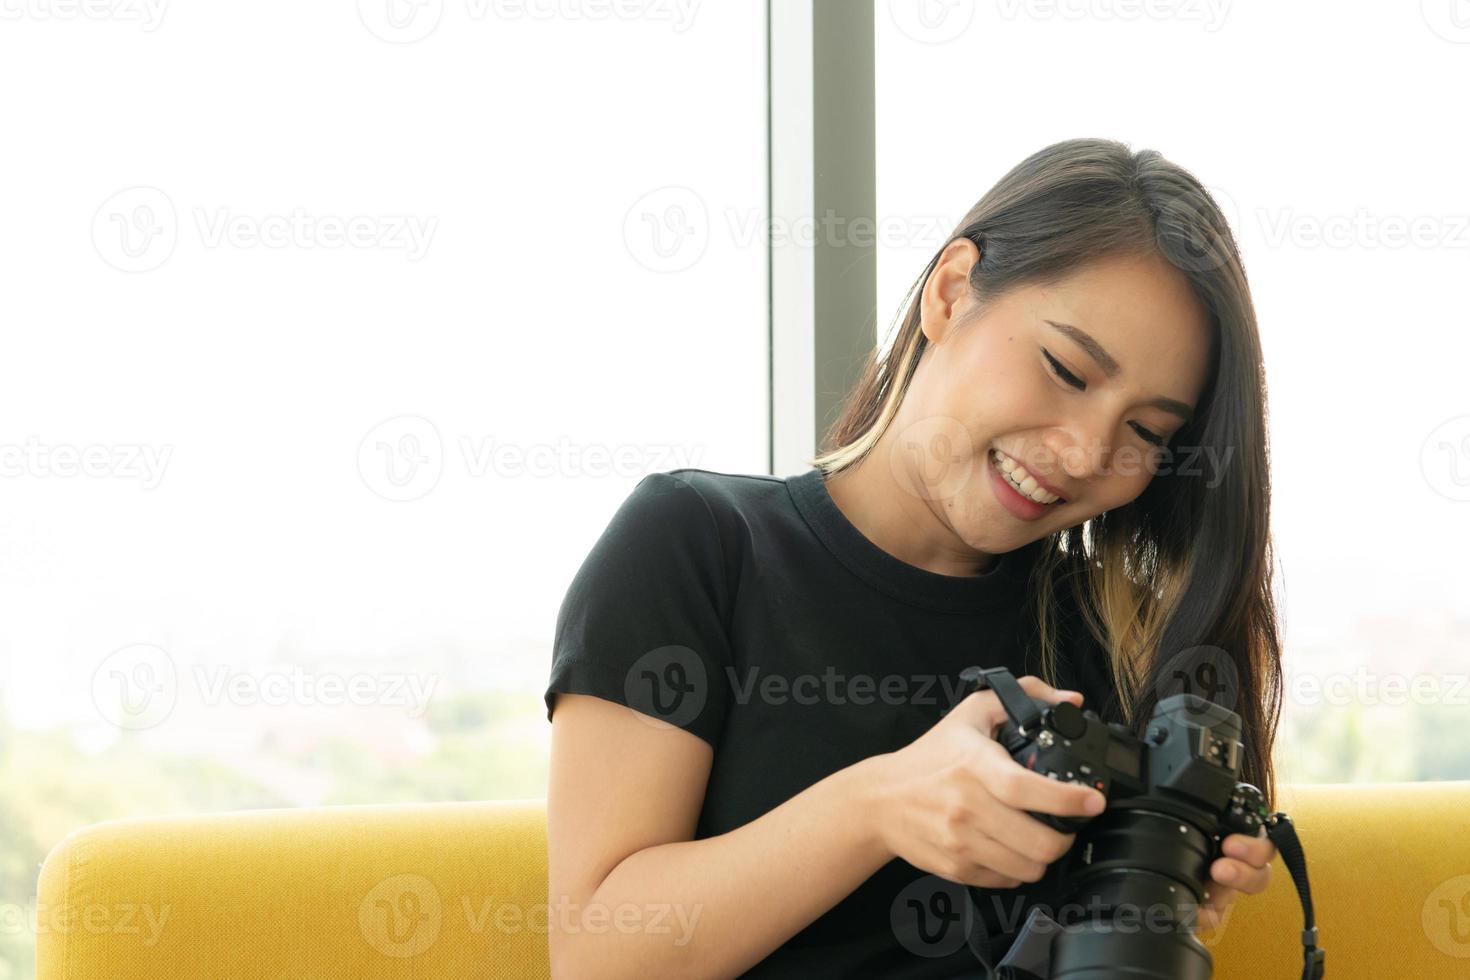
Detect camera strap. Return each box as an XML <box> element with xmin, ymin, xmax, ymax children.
<box><xmin>1265</xmin><ymin>811</ymin><xmax>1326</xmax><ymax>980</ymax></box>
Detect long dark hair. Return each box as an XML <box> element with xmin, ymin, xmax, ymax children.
<box><xmin>812</xmin><ymin>137</ymin><xmax>1283</xmax><ymax>804</ymax></box>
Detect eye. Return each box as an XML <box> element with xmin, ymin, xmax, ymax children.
<box><xmin>1042</xmin><ymin>348</ymin><xmax>1085</xmax><ymax>390</ymax></box>
<box><xmin>1131</xmin><ymin>423</ymin><xmax>1166</xmax><ymax>447</ymax></box>
<box><xmin>1044</xmin><ymin>348</ymin><xmax>1168</xmax><ymax>447</ymax></box>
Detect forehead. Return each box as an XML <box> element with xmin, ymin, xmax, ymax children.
<box><xmin>1015</xmin><ymin>252</ymin><xmax>1214</xmax><ymax>401</ymax></box>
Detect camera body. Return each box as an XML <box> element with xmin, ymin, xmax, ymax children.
<box><xmin>958</xmin><ymin>665</ymin><xmax>1273</xmax><ymax>980</ymax></box>
<box><xmin>963</xmin><ymin>665</ymin><xmax>1268</xmax><ymax>839</ymax></box>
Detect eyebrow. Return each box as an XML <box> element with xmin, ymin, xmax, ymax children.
<box><xmin>1043</xmin><ymin>319</ymin><xmax>1196</xmax><ymax>423</ymax></box>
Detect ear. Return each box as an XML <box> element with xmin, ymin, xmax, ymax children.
<box><xmin>920</xmin><ymin>237</ymin><xmax>981</xmax><ymax>346</ymax></box>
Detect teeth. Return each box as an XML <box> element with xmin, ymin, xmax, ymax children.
<box><xmin>991</xmin><ymin>450</ymin><xmax>1061</xmax><ymax>505</ymax></box>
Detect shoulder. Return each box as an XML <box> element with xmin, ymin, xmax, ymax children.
<box><xmin>586</xmin><ymin>468</ymin><xmax>782</xmax><ymax>600</ymax></box>
<box><xmin>600</xmin><ymin>469</ymin><xmax>732</xmax><ymax>539</ymax></box>
<box><xmin>662</xmin><ymin>467</ymin><xmax>789</xmax><ymax>521</ymax></box>
<box><xmin>556</xmin><ymin>470</ymin><xmax>745</xmax><ymax>643</ymax></box>
<box><xmin>604</xmin><ymin>467</ymin><xmax>772</xmax><ymax>545</ymax></box>
<box><xmin>652</xmin><ymin>467</ymin><xmax>793</xmax><ymax>551</ymax></box>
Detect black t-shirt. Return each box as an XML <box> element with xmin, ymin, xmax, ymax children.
<box><xmin>544</xmin><ymin>466</ymin><xmax>1119</xmax><ymax>978</ymax></box>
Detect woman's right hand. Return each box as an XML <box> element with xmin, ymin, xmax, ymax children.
<box><xmin>866</xmin><ymin>675</ymin><xmax>1107</xmax><ymax>889</ymax></box>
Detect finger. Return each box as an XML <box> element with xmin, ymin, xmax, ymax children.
<box><xmin>1212</xmin><ymin>857</ymin><xmax>1271</xmax><ymax>895</ymax></box>
<box><xmin>952</xmin><ymin>678</ymin><xmax>1084</xmax><ymax>736</ymax></box>
<box><xmin>976</xmin><ymin>741</ymin><xmax>1107</xmax><ymax>819</ymax></box>
<box><xmin>1198</xmin><ymin>881</ymin><xmax>1239</xmax><ymax>935</ymax></box>
<box><xmin>1016</xmin><ymin>674</ymin><xmax>1085</xmax><ymax>707</ymax></box>
<box><xmin>1202</xmin><ymin>881</ymin><xmax>1238</xmax><ymax>913</ymax></box>
<box><xmin>965</xmin><ymin>835</ymin><xmax>1052</xmax><ymax>884</ymax></box>
<box><xmin>1195</xmin><ymin>900</ymin><xmax>1229</xmax><ymax>933</ymax></box>
<box><xmin>950</xmin><ymin>690</ymin><xmax>1008</xmax><ymax>736</ymax></box>
<box><xmin>970</xmin><ymin>869</ymin><xmax>1025</xmax><ymax>890</ymax></box>
<box><xmin>971</xmin><ymin>792</ymin><xmax>1080</xmax><ymax>866</ymax></box>
<box><xmin>972</xmin><ymin>698</ymin><xmax>1065</xmax><ymax>741</ymax></box>
<box><xmin>1222</xmin><ymin>831</ymin><xmax>1276</xmax><ymax>867</ymax></box>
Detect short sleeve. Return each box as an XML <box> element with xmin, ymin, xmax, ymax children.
<box><xmin>544</xmin><ymin>471</ymin><xmax>735</xmax><ymax>749</ymax></box>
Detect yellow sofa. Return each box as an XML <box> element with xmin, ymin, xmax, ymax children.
<box><xmin>34</xmin><ymin>782</ymin><xmax>1470</xmax><ymax>978</ymax></box>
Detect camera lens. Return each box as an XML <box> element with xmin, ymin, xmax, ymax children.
<box><xmin>1047</xmin><ymin>807</ymin><xmax>1217</xmax><ymax>979</ymax></box>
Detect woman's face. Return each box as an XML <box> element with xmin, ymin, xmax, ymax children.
<box><xmin>889</xmin><ymin>241</ymin><xmax>1214</xmax><ymax>557</ymax></box>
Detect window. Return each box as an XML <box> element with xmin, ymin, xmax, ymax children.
<box><xmin>0</xmin><ymin>7</ymin><xmax>766</xmax><ymax>972</ymax></box>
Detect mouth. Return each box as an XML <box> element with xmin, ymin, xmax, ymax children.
<box><xmin>988</xmin><ymin>449</ymin><xmax>1067</xmax><ymax>506</ymax></box>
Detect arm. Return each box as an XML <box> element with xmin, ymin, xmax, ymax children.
<box><xmin>546</xmin><ymin>692</ymin><xmax>892</xmax><ymax>980</ymax></box>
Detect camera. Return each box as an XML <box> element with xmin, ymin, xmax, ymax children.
<box><xmin>956</xmin><ymin>665</ymin><xmax>1287</xmax><ymax>980</ymax></box>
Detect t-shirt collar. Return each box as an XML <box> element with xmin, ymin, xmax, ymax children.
<box><xmin>786</xmin><ymin>466</ymin><xmax>1041</xmax><ymax>614</ymax></box>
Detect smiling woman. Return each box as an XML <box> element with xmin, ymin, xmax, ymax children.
<box><xmin>544</xmin><ymin>137</ymin><xmax>1285</xmax><ymax>979</ymax></box>
<box><xmin>817</xmin><ymin>137</ymin><xmax>1280</xmax><ymax>803</ymax></box>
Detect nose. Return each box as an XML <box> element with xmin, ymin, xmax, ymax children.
<box><xmin>1044</xmin><ymin>428</ymin><xmax>1112</xmax><ymax>483</ymax></box>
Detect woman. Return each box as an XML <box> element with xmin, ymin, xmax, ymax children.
<box><xmin>544</xmin><ymin>137</ymin><xmax>1282</xmax><ymax>978</ymax></box>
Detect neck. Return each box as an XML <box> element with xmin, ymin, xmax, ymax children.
<box><xmin>822</xmin><ymin>432</ymin><xmax>1000</xmax><ymax>578</ymax></box>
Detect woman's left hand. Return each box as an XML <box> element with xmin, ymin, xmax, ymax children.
<box><xmin>1198</xmin><ymin>828</ymin><xmax>1275</xmax><ymax>933</ymax></box>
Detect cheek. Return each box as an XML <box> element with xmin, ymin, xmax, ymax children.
<box><xmin>943</xmin><ymin>344</ymin><xmax>1041</xmax><ymax>432</ymax></box>
<box><xmin>946</xmin><ymin>376</ymin><xmax>1040</xmax><ymax>440</ymax></box>
<box><xmin>1109</xmin><ymin>444</ymin><xmax>1168</xmax><ymax>483</ymax></box>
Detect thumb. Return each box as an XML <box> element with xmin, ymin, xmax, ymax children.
<box><xmin>1016</xmin><ymin>674</ymin><xmax>1085</xmax><ymax>707</ymax></box>
<box><xmin>946</xmin><ymin>689</ymin><xmax>1010</xmax><ymax>736</ymax></box>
